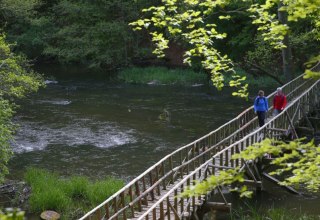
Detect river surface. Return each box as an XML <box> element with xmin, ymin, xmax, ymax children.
<box><xmin>7</xmin><ymin>71</ymin><xmax>320</xmax><ymax>218</ymax></box>
<box><xmin>8</xmin><ymin>73</ymin><xmax>250</xmax><ymax>181</ymax></box>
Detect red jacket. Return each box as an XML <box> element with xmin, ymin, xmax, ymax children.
<box><xmin>273</xmin><ymin>94</ymin><xmax>287</xmax><ymax>110</ymax></box>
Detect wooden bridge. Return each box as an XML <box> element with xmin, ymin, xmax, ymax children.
<box><xmin>80</xmin><ymin>70</ymin><xmax>320</xmax><ymax>220</ymax></box>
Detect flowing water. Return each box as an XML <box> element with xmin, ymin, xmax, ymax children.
<box><xmin>8</xmin><ymin>73</ymin><xmax>249</xmax><ymax>181</ymax></box>
<box><xmin>6</xmin><ymin>69</ymin><xmax>320</xmax><ymax>218</ymax></box>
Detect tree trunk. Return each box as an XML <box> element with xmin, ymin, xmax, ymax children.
<box><xmin>278</xmin><ymin>2</ymin><xmax>293</xmax><ymax>81</ymax></box>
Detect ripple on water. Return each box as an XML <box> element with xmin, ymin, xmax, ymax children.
<box><xmin>36</xmin><ymin>99</ymin><xmax>72</xmax><ymax>105</ymax></box>
<box><xmin>12</xmin><ymin>117</ymin><xmax>137</xmax><ymax>153</ymax></box>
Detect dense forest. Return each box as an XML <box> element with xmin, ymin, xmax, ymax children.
<box><xmin>0</xmin><ymin>0</ymin><xmax>162</xmax><ymax>69</ymax></box>
<box><xmin>0</xmin><ymin>0</ymin><xmax>318</xmax><ymax>77</ymax></box>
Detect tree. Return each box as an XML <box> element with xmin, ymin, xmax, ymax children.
<box><xmin>0</xmin><ymin>34</ymin><xmax>44</xmax><ymax>183</ymax></box>
<box><xmin>130</xmin><ymin>0</ymin><xmax>320</xmax><ymax>98</ymax></box>
<box><xmin>0</xmin><ymin>0</ymin><xmax>47</xmax><ymax>58</ymax></box>
<box><xmin>0</xmin><ymin>0</ymin><xmax>157</xmax><ymax>70</ymax></box>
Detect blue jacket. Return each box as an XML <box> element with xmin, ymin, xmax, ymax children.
<box><xmin>254</xmin><ymin>96</ymin><xmax>268</xmax><ymax>112</ymax></box>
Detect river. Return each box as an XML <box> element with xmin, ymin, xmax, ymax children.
<box><xmin>8</xmin><ymin>72</ymin><xmax>249</xmax><ymax>181</ymax></box>
<box><xmin>7</xmin><ymin>70</ymin><xmax>320</xmax><ymax>218</ymax></box>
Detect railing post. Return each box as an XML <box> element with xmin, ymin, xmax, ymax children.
<box><xmin>155</xmin><ymin>166</ymin><xmax>161</xmax><ymax>196</ymax></box>
<box><xmin>121</xmin><ymin>192</ymin><xmax>126</xmax><ymax>220</ymax></box>
<box><xmin>161</xmin><ymin>162</ymin><xmax>166</xmax><ymax>190</ymax></box>
<box><xmin>135</xmin><ymin>181</ymin><xmax>142</xmax><ymax>212</ymax></box>
<box><xmin>129</xmin><ymin>186</ymin><xmax>134</xmax><ymax>218</ymax></box>
<box><xmin>170</xmin><ymin>156</ymin><xmax>174</xmax><ymax>184</ymax></box>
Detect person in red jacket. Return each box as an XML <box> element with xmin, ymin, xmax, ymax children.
<box><xmin>273</xmin><ymin>87</ymin><xmax>287</xmax><ymax>116</ymax></box>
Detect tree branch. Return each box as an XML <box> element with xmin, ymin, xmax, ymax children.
<box><xmin>245</xmin><ymin>61</ymin><xmax>284</xmax><ymax>85</ymax></box>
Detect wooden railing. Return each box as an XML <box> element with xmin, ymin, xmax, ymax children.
<box><xmin>137</xmin><ymin>78</ymin><xmax>320</xmax><ymax>220</ymax></box>
<box><xmin>80</xmin><ymin>74</ymin><xmax>316</xmax><ymax>220</ymax></box>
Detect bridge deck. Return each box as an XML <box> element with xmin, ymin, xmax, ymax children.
<box><xmin>129</xmin><ymin>161</ymin><xmax>214</xmax><ymax>220</ymax></box>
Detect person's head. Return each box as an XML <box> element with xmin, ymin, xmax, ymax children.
<box><xmin>258</xmin><ymin>90</ymin><xmax>264</xmax><ymax>97</ymax></box>
<box><xmin>277</xmin><ymin>87</ymin><xmax>282</xmax><ymax>95</ymax></box>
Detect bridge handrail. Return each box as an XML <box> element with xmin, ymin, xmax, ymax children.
<box><xmin>138</xmin><ymin>78</ymin><xmax>320</xmax><ymax>219</ymax></box>
<box><xmin>80</xmin><ymin>74</ymin><xmax>313</xmax><ymax>220</ymax></box>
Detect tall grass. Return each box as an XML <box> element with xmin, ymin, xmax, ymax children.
<box><xmin>24</xmin><ymin>168</ymin><xmax>124</xmax><ymax>219</ymax></box>
<box><xmin>118</xmin><ymin>66</ymin><xmax>281</xmax><ymax>89</ymax></box>
<box><xmin>231</xmin><ymin>205</ymin><xmax>319</xmax><ymax>220</ymax></box>
<box><xmin>118</xmin><ymin>66</ymin><xmax>208</xmax><ymax>85</ymax></box>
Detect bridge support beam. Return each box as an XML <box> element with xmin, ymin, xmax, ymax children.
<box><xmin>193</xmin><ymin>202</ymin><xmax>232</xmax><ymax>220</ymax></box>
<box><xmin>262</xmin><ymin>172</ymin><xmax>300</xmax><ymax>195</ymax></box>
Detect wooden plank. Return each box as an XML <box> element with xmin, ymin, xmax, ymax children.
<box><xmin>266</xmin><ymin>128</ymin><xmax>288</xmax><ymax>132</ymax></box>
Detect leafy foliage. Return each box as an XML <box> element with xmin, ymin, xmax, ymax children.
<box><xmin>244</xmin><ymin>34</ymin><xmax>282</xmax><ymax>74</ymax></box>
<box><xmin>1</xmin><ymin>0</ymin><xmax>318</xmax><ymax>78</ymax></box>
<box><xmin>267</xmin><ymin>139</ymin><xmax>320</xmax><ymax>192</ymax></box>
<box><xmin>130</xmin><ymin>0</ymin><xmax>320</xmax><ymax>97</ymax></box>
<box><xmin>0</xmin><ymin>0</ymin><xmax>41</xmax><ymax>21</ymax></box>
<box><xmin>180</xmin><ymin>168</ymin><xmax>252</xmax><ymax>198</ymax></box>
<box><xmin>0</xmin><ymin>35</ymin><xmax>44</xmax><ymax>99</ymax></box>
<box><xmin>0</xmin><ymin>100</ymin><xmax>14</xmax><ymax>183</ymax></box>
<box><xmin>42</xmin><ymin>0</ymin><xmax>134</xmax><ymax>68</ymax></box>
<box><xmin>0</xmin><ymin>0</ymin><xmax>155</xmax><ymax>70</ymax></box>
<box><xmin>130</xmin><ymin>0</ymin><xmax>249</xmax><ymax>97</ymax></box>
<box><xmin>182</xmin><ymin>138</ymin><xmax>320</xmax><ymax>199</ymax></box>
<box><xmin>0</xmin><ymin>34</ymin><xmax>43</xmax><ymax>183</ymax></box>
<box><xmin>0</xmin><ymin>208</ymin><xmax>25</xmax><ymax>220</ymax></box>
<box><xmin>304</xmin><ymin>56</ymin><xmax>320</xmax><ymax>79</ymax></box>
<box><xmin>247</xmin><ymin>0</ymin><xmax>320</xmax><ymax>77</ymax></box>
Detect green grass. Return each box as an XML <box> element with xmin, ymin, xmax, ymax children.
<box><xmin>118</xmin><ymin>66</ymin><xmax>282</xmax><ymax>89</ymax></box>
<box><xmin>24</xmin><ymin>168</ymin><xmax>124</xmax><ymax>219</ymax></box>
<box><xmin>231</xmin><ymin>205</ymin><xmax>319</xmax><ymax>220</ymax></box>
<box><xmin>117</xmin><ymin>66</ymin><xmax>208</xmax><ymax>85</ymax></box>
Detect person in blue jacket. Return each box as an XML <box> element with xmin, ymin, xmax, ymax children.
<box><xmin>254</xmin><ymin>90</ymin><xmax>269</xmax><ymax>127</ymax></box>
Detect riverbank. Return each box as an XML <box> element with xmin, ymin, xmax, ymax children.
<box><xmin>117</xmin><ymin>66</ymin><xmax>281</xmax><ymax>89</ymax></box>
<box><xmin>117</xmin><ymin>66</ymin><xmax>208</xmax><ymax>85</ymax></box>
<box><xmin>1</xmin><ymin>168</ymin><xmax>124</xmax><ymax>220</ymax></box>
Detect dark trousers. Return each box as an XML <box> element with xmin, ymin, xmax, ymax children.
<box><xmin>257</xmin><ymin>111</ymin><xmax>266</xmax><ymax>127</ymax></box>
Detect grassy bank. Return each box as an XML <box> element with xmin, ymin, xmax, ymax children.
<box><xmin>24</xmin><ymin>168</ymin><xmax>124</xmax><ymax>219</ymax></box>
<box><xmin>118</xmin><ymin>66</ymin><xmax>281</xmax><ymax>89</ymax></box>
<box><xmin>118</xmin><ymin>66</ymin><xmax>208</xmax><ymax>85</ymax></box>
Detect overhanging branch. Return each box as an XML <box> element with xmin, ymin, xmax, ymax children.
<box><xmin>245</xmin><ymin>61</ymin><xmax>284</xmax><ymax>85</ymax></box>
